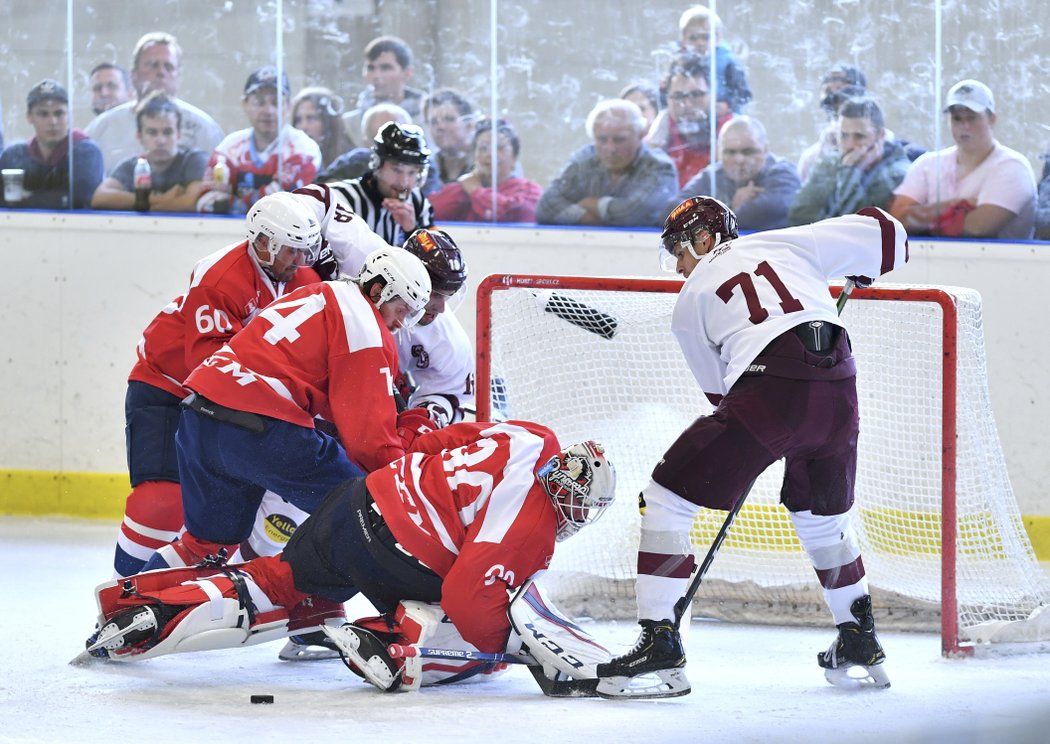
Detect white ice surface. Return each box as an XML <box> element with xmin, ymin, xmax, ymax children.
<box><xmin>4</xmin><ymin>517</ymin><xmax>1050</xmax><ymax>744</ymax></box>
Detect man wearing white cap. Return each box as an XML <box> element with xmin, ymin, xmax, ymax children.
<box><xmin>890</xmin><ymin>78</ymin><xmax>1036</xmax><ymax>239</ymax></box>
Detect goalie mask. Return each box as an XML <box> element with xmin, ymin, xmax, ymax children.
<box><xmin>539</xmin><ymin>441</ymin><xmax>616</xmax><ymax>542</ymax></box>
<box><xmin>660</xmin><ymin>195</ymin><xmax>737</xmax><ymax>271</ymax></box>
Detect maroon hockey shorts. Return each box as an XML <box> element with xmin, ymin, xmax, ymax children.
<box><xmin>651</xmin><ymin>373</ymin><xmax>859</xmax><ymax>515</ymax></box>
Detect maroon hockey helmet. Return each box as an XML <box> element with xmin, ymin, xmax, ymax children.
<box><xmin>661</xmin><ymin>196</ymin><xmax>738</xmax><ymax>258</ymax></box>
<box><xmin>403</xmin><ymin>228</ymin><xmax>468</xmax><ymax>295</ymax></box>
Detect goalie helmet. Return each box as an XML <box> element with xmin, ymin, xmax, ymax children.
<box><xmin>357</xmin><ymin>247</ymin><xmax>432</xmax><ymax>327</ymax></box>
<box><xmin>246</xmin><ymin>192</ymin><xmax>323</xmax><ymax>268</ymax></box>
<box><xmin>403</xmin><ymin>228</ymin><xmax>468</xmax><ymax>295</ymax></box>
<box><xmin>539</xmin><ymin>441</ymin><xmax>617</xmax><ymax>542</ymax></box>
<box><xmin>660</xmin><ymin>196</ymin><xmax>738</xmax><ymax>268</ymax></box>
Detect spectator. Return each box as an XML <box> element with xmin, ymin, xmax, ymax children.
<box><xmin>86</xmin><ymin>32</ymin><xmax>224</xmax><ymax>175</ymax></box>
<box><xmin>1036</xmin><ymin>155</ymin><xmax>1050</xmax><ymax>240</ymax></box>
<box><xmin>797</xmin><ymin>64</ymin><xmax>868</xmax><ymax>183</ymax></box>
<box><xmin>536</xmin><ymin>99</ymin><xmax>678</xmax><ymax>228</ymax></box>
<box><xmin>668</xmin><ymin>115</ymin><xmax>799</xmax><ymax>232</ymax></box>
<box><xmin>789</xmin><ymin>97</ymin><xmax>909</xmax><ymax>226</ymax></box>
<box><xmin>0</xmin><ymin>79</ymin><xmax>103</xmax><ymax>209</ymax></box>
<box><xmin>430</xmin><ymin>118</ymin><xmax>542</xmax><ymax>223</ymax></box>
<box><xmin>342</xmin><ymin>36</ymin><xmax>424</xmax><ymax>149</ymax></box>
<box><xmin>890</xmin><ymin>79</ymin><xmax>1036</xmax><ymax>240</ymax></box>
<box><xmin>677</xmin><ymin>5</ymin><xmax>752</xmax><ymax>116</ymax></box>
<box><xmin>318</xmin><ymin>102</ymin><xmax>440</xmax><ymax>195</ymax></box>
<box><xmin>196</xmin><ymin>66</ymin><xmax>321</xmax><ymax>215</ymax></box>
<box><xmin>647</xmin><ymin>52</ymin><xmax>725</xmax><ymax>187</ymax></box>
<box><xmin>423</xmin><ymin>88</ymin><xmax>477</xmax><ymax>184</ymax></box>
<box><xmin>89</xmin><ymin>63</ymin><xmax>132</xmax><ymax>115</ymax></box>
<box><xmin>620</xmin><ymin>82</ymin><xmax>661</xmax><ymax>132</ymax></box>
<box><xmin>291</xmin><ymin>86</ymin><xmax>352</xmax><ymax>170</ymax></box>
<box><xmin>91</xmin><ymin>92</ymin><xmax>207</xmax><ymax>212</ymax></box>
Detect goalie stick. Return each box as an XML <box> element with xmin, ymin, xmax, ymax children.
<box><xmin>540</xmin><ymin>292</ymin><xmax>619</xmax><ymax>340</ymax></box>
<box><xmin>672</xmin><ymin>278</ymin><xmax>857</xmax><ymax>627</ymax></box>
<box><xmin>387</xmin><ymin>644</ymin><xmax>600</xmax><ymax>697</ymax></box>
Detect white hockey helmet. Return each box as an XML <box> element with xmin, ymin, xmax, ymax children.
<box><xmin>357</xmin><ymin>247</ymin><xmax>432</xmax><ymax>328</ymax></box>
<box><xmin>539</xmin><ymin>440</ymin><xmax>617</xmax><ymax>542</ymax></box>
<box><xmin>246</xmin><ymin>192</ymin><xmax>323</xmax><ymax>268</ymax></box>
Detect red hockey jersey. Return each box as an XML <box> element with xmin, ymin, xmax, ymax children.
<box><xmin>183</xmin><ymin>280</ymin><xmax>403</xmax><ymax>473</ymax></box>
<box><xmin>368</xmin><ymin>420</ymin><xmax>562</xmax><ymax>652</ymax></box>
<box><xmin>128</xmin><ymin>241</ymin><xmax>320</xmax><ymax>398</ymax></box>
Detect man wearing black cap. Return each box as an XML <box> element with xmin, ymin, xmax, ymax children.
<box><xmin>0</xmin><ymin>79</ymin><xmax>104</xmax><ymax>208</ymax></box>
<box><xmin>196</xmin><ymin>66</ymin><xmax>322</xmax><ymax>215</ymax></box>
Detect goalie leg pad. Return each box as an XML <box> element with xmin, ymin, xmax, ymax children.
<box><xmin>508</xmin><ymin>579</ymin><xmax>611</xmax><ymax>680</ymax></box>
<box><xmin>81</xmin><ymin>565</ymin><xmax>290</xmax><ymax>662</ymax></box>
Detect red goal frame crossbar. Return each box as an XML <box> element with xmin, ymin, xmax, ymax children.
<box><xmin>476</xmin><ymin>275</ymin><xmax>962</xmax><ymax>656</ymax></box>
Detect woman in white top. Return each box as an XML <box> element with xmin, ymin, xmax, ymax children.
<box><xmin>890</xmin><ymin>79</ymin><xmax>1036</xmax><ymax>240</ymax></box>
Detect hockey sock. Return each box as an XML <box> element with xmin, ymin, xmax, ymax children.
<box><xmin>635</xmin><ymin>481</ymin><xmax>700</xmax><ymax>621</ymax></box>
<box><xmin>790</xmin><ymin>509</ymin><xmax>868</xmax><ymax>624</ymax></box>
<box><xmin>114</xmin><ymin>480</ymin><xmax>184</xmax><ymax>577</ymax></box>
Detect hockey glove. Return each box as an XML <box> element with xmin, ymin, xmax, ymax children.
<box><xmin>397</xmin><ymin>408</ymin><xmax>437</xmax><ymax>452</ymax></box>
<box><xmin>312</xmin><ymin>241</ymin><xmax>340</xmax><ymax>281</ymax></box>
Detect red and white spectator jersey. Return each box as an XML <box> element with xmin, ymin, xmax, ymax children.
<box><xmin>395</xmin><ymin>312</ymin><xmax>475</xmax><ymax>419</ymax></box>
<box><xmin>672</xmin><ymin>207</ymin><xmax>909</xmax><ymax>398</ymax></box>
<box><xmin>184</xmin><ymin>280</ymin><xmax>403</xmax><ymax>473</ymax></box>
<box><xmin>368</xmin><ymin>420</ymin><xmax>562</xmax><ymax>652</ymax></box>
<box><xmin>200</xmin><ymin>125</ymin><xmax>321</xmax><ymax>215</ymax></box>
<box><xmin>291</xmin><ymin>182</ymin><xmax>391</xmax><ymax>274</ymax></box>
<box><xmin>128</xmin><ymin>241</ymin><xmax>321</xmax><ymax>398</ymax></box>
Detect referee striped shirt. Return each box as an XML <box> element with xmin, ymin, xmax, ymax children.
<box><xmin>328</xmin><ymin>173</ymin><xmax>435</xmax><ymax>247</ymax></box>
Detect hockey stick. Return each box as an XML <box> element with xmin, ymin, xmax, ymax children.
<box><xmin>539</xmin><ymin>292</ymin><xmax>619</xmax><ymax>340</ymax></box>
<box><xmin>672</xmin><ymin>278</ymin><xmax>857</xmax><ymax>628</ymax></box>
<box><xmin>387</xmin><ymin>644</ymin><xmax>600</xmax><ymax>697</ymax></box>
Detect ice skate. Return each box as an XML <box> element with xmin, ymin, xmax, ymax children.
<box><xmin>73</xmin><ymin>604</ymin><xmax>178</xmax><ymax>664</ymax></box>
<box><xmin>595</xmin><ymin>619</ymin><xmax>690</xmax><ymax>699</ymax></box>
<box><xmin>278</xmin><ymin>631</ymin><xmax>342</xmax><ymax>661</ymax></box>
<box><xmin>818</xmin><ymin>595</ymin><xmax>890</xmax><ymax>689</ymax></box>
<box><xmin>322</xmin><ymin>623</ymin><xmax>404</xmax><ymax>691</ymax></box>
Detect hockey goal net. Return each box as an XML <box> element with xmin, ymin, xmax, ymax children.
<box><xmin>476</xmin><ymin>274</ymin><xmax>1050</xmax><ymax>656</ymax></box>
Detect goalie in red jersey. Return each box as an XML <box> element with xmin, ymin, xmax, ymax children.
<box><xmin>78</xmin><ymin>421</ymin><xmax>617</xmax><ymax>694</ymax></box>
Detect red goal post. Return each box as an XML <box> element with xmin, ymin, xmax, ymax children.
<box><xmin>476</xmin><ymin>274</ymin><xmax>1050</xmax><ymax>657</ymax></box>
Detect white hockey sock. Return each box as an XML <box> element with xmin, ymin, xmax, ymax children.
<box><xmin>790</xmin><ymin>509</ymin><xmax>868</xmax><ymax>625</ymax></box>
<box><xmin>636</xmin><ymin>481</ymin><xmax>700</xmax><ymax>621</ymax></box>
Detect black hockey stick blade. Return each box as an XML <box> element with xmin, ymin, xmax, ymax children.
<box><xmin>544</xmin><ymin>293</ymin><xmax>619</xmax><ymax>340</ymax></box>
<box><xmin>528</xmin><ymin>665</ymin><xmax>601</xmax><ymax>698</ymax></box>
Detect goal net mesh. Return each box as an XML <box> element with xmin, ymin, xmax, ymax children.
<box><xmin>479</xmin><ymin>278</ymin><xmax>1050</xmax><ymax>649</ymax></box>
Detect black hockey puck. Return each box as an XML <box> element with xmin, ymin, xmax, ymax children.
<box><xmin>250</xmin><ymin>694</ymin><xmax>274</xmax><ymax>704</ymax></box>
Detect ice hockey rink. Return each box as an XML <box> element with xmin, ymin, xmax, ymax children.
<box><xmin>5</xmin><ymin>517</ymin><xmax>1050</xmax><ymax>744</ymax></box>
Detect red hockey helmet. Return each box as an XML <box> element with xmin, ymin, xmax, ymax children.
<box><xmin>403</xmin><ymin>228</ymin><xmax>468</xmax><ymax>295</ymax></box>
<box><xmin>661</xmin><ymin>195</ymin><xmax>738</xmax><ymax>263</ymax></box>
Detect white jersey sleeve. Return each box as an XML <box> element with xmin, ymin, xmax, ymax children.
<box><xmin>672</xmin><ymin>207</ymin><xmax>908</xmax><ymax>397</ymax></box>
<box><xmin>293</xmin><ymin>183</ymin><xmax>391</xmax><ymax>278</ymax></box>
<box><xmin>396</xmin><ymin>312</ymin><xmax>475</xmax><ymax>424</ymax></box>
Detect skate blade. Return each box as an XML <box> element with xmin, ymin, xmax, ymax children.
<box><xmin>596</xmin><ymin>668</ymin><xmax>691</xmax><ymax>700</ymax></box>
<box><xmin>277</xmin><ymin>638</ymin><xmax>341</xmax><ymax>662</ymax></box>
<box><xmin>72</xmin><ymin>609</ymin><xmax>158</xmax><ymax>665</ymax></box>
<box><xmin>824</xmin><ymin>662</ymin><xmax>891</xmax><ymax>690</ymax></box>
<box><xmin>321</xmin><ymin>624</ymin><xmax>400</xmax><ymax>691</ymax></box>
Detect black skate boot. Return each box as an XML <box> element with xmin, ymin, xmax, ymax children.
<box><xmin>82</xmin><ymin>603</ymin><xmax>182</xmax><ymax>660</ymax></box>
<box><xmin>818</xmin><ymin>595</ymin><xmax>890</xmax><ymax>689</ymax></box>
<box><xmin>595</xmin><ymin>619</ymin><xmax>690</xmax><ymax>699</ymax></box>
<box><xmin>321</xmin><ymin>623</ymin><xmax>404</xmax><ymax>691</ymax></box>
